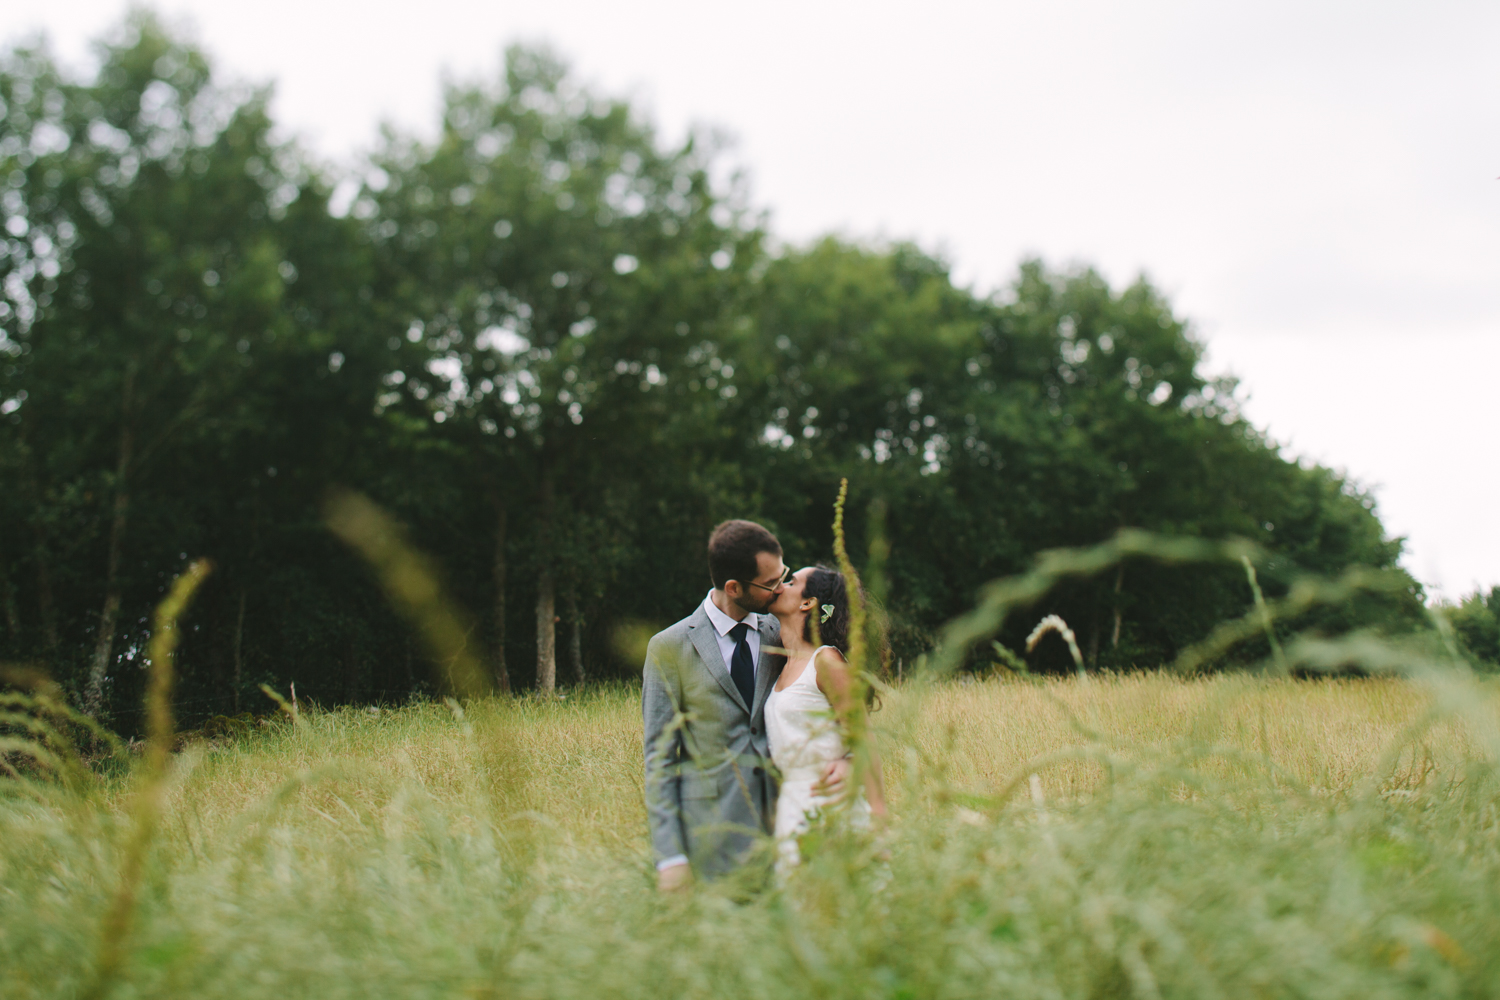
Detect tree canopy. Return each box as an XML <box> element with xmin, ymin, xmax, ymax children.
<box><xmin>0</xmin><ymin>15</ymin><xmax>1427</xmax><ymax>729</ymax></box>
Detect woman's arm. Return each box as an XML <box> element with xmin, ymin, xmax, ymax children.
<box><xmin>814</xmin><ymin>648</ymin><xmax>888</xmax><ymax>820</ymax></box>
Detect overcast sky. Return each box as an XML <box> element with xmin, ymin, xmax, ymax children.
<box><xmin>12</xmin><ymin>1</ymin><xmax>1500</xmax><ymax>596</ymax></box>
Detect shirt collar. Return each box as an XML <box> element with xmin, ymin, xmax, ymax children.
<box><xmin>702</xmin><ymin>590</ymin><xmax>758</xmax><ymax>636</ymax></box>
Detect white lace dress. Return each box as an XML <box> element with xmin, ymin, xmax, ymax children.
<box><xmin>764</xmin><ymin>645</ymin><xmax>871</xmax><ymax>871</ymax></box>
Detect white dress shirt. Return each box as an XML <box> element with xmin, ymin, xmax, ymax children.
<box><xmin>657</xmin><ymin>592</ymin><xmax>764</xmax><ymax>872</ymax></box>
<box><xmin>701</xmin><ymin>590</ymin><xmax>762</xmax><ymax>679</ymax></box>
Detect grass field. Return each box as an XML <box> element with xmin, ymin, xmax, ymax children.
<box><xmin>4</xmin><ymin>671</ymin><xmax>1499</xmax><ymax>999</ymax></box>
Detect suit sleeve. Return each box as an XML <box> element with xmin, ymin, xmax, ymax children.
<box><xmin>642</xmin><ymin>634</ymin><xmax>687</xmax><ymax>864</ymax></box>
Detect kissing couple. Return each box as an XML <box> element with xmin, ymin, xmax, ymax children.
<box><xmin>642</xmin><ymin>519</ymin><xmax>888</xmax><ymax>889</ymax></box>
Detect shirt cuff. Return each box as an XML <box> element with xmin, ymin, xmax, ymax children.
<box><xmin>656</xmin><ymin>855</ymin><xmax>689</xmax><ymax>871</ymax></box>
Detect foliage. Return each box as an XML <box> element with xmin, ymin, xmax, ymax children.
<box><xmin>0</xmin><ymin>14</ymin><xmax>409</xmax><ymax>726</ymax></box>
<box><xmin>1446</xmin><ymin>587</ymin><xmax>1500</xmax><ymax>669</ymax></box>
<box><xmin>0</xmin><ymin>15</ymin><xmax>1432</xmax><ymax>727</ymax></box>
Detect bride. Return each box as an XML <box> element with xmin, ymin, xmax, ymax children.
<box><xmin>765</xmin><ymin>565</ymin><xmax>888</xmax><ymax>871</ymax></box>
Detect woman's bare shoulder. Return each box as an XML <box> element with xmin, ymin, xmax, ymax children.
<box><xmin>813</xmin><ymin>645</ymin><xmax>848</xmax><ymax>667</ymax></box>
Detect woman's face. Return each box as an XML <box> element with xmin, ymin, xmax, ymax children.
<box><xmin>769</xmin><ymin>566</ymin><xmax>816</xmax><ymax>618</ymax></box>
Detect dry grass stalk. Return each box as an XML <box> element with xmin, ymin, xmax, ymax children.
<box><xmin>324</xmin><ymin>491</ymin><xmax>490</xmax><ymax>698</ymax></box>
<box><xmin>1025</xmin><ymin>614</ymin><xmax>1086</xmax><ymax>679</ymax></box>
<box><xmin>83</xmin><ymin>558</ymin><xmax>211</xmax><ymax>1000</ymax></box>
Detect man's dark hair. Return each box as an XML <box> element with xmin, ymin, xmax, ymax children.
<box><xmin>707</xmin><ymin>520</ymin><xmax>782</xmax><ymax>590</ymax></box>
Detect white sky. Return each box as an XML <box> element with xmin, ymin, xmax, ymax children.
<box><xmin>12</xmin><ymin>1</ymin><xmax>1500</xmax><ymax>597</ymax></box>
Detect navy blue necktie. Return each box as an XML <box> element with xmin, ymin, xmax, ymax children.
<box><xmin>728</xmin><ymin>622</ymin><xmax>756</xmax><ymax>709</ymax></box>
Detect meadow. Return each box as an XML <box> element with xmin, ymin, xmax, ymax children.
<box><xmin>4</xmin><ymin>671</ymin><xmax>1499</xmax><ymax>999</ymax></box>
<box><xmin>7</xmin><ymin>24</ymin><xmax>1496</xmax><ymax>999</ymax></box>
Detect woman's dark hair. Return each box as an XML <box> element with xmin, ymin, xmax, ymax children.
<box><xmin>801</xmin><ymin>565</ymin><xmax>887</xmax><ymax>708</ymax></box>
<box><xmin>707</xmin><ymin>519</ymin><xmax>782</xmax><ymax>590</ymax></box>
<box><xmin>802</xmin><ymin>566</ymin><xmax>854</xmax><ymax>655</ymax></box>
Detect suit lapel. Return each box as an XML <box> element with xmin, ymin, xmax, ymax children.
<box><xmin>687</xmin><ymin>607</ymin><xmax>749</xmax><ymax>713</ymax></box>
<box><xmin>753</xmin><ymin>616</ymin><xmax>784</xmax><ymax>716</ymax></box>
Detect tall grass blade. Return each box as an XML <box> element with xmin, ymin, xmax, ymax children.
<box><xmin>324</xmin><ymin>490</ymin><xmax>491</xmax><ymax>698</ymax></box>
<box><xmin>1240</xmin><ymin>555</ymin><xmax>1288</xmax><ymax>673</ymax></box>
<box><xmin>83</xmin><ymin>557</ymin><xmax>211</xmax><ymax>1000</ymax></box>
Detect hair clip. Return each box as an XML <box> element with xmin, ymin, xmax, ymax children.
<box><xmin>820</xmin><ymin>604</ymin><xmax>835</xmax><ymax>623</ymax></box>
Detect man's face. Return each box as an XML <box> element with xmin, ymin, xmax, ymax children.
<box><xmin>729</xmin><ymin>550</ymin><xmax>788</xmax><ymax>615</ymax></box>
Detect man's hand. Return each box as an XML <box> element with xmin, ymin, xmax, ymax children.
<box><xmin>812</xmin><ymin>756</ymin><xmax>853</xmax><ymax>799</ymax></box>
<box><xmin>657</xmin><ymin>861</ymin><xmax>692</xmax><ymax>893</ymax></box>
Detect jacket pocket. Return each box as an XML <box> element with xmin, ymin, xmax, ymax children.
<box><xmin>680</xmin><ymin>771</ymin><xmax>719</xmax><ymax>800</ymax></box>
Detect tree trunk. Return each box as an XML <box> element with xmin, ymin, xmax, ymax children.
<box><xmin>536</xmin><ymin>568</ymin><xmax>556</xmax><ymax>693</ymax></box>
<box><xmin>491</xmin><ymin>502</ymin><xmax>510</xmax><ymax>693</ymax></box>
<box><xmin>33</xmin><ymin>529</ymin><xmax>59</xmax><ymax>658</ymax></box>
<box><xmin>535</xmin><ymin>467</ymin><xmax>556</xmax><ymax>694</ymax></box>
<box><xmin>565</xmin><ymin>587</ymin><xmax>583</xmax><ymax>685</ymax></box>
<box><xmin>344</xmin><ymin>631</ymin><xmax>360</xmax><ymax>704</ymax></box>
<box><xmin>1110</xmin><ymin>564</ymin><xmax>1125</xmax><ymax>649</ymax></box>
<box><xmin>0</xmin><ymin>531</ymin><xmax>21</xmax><ymax>642</ymax></box>
<box><xmin>232</xmin><ymin>588</ymin><xmax>246</xmax><ymax>713</ymax></box>
<box><xmin>84</xmin><ymin>371</ymin><xmax>137</xmax><ymax>718</ymax></box>
<box><xmin>84</xmin><ymin>493</ymin><xmax>129</xmax><ymax>716</ymax></box>
<box><xmin>18</xmin><ymin>428</ymin><xmax>59</xmax><ymax>659</ymax></box>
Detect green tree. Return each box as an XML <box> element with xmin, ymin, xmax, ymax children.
<box><xmin>1</xmin><ymin>18</ymin><xmax>303</xmax><ymax>712</ymax></box>
<box><xmin>362</xmin><ymin>45</ymin><xmax>759</xmax><ymax>691</ymax></box>
<box><xmin>1</xmin><ymin>16</ymin><xmax>409</xmax><ymax>720</ymax></box>
<box><xmin>1447</xmin><ymin>587</ymin><xmax>1500</xmax><ymax>669</ymax></box>
<box><xmin>730</xmin><ymin>242</ymin><xmax>1422</xmax><ymax>667</ymax></box>
<box><xmin>0</xmin><ymin>17</ymin><xmax>1432</xmax><ymax>726</ymax></box>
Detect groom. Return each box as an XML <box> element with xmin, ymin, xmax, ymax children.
<box><xmin>642</xmin><ymin>519</ymin><xmax>849</xmax><ymax>890</ymax></box>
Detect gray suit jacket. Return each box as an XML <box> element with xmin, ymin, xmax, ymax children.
<box><xmin>642</xmin><ymin>604</ymin><xmax>782</xmax><ymax>878</ymax></box>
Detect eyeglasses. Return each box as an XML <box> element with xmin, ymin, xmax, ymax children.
<box><xmin>743</xmin><ymin>565</ymin><xmax>791</xmax><ymax>593</ymax></box>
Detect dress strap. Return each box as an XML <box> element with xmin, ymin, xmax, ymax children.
<box><xmin>801</xmin><ymin>645</ymin><xmax>836</xmax><ymax>686</ymax></box>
